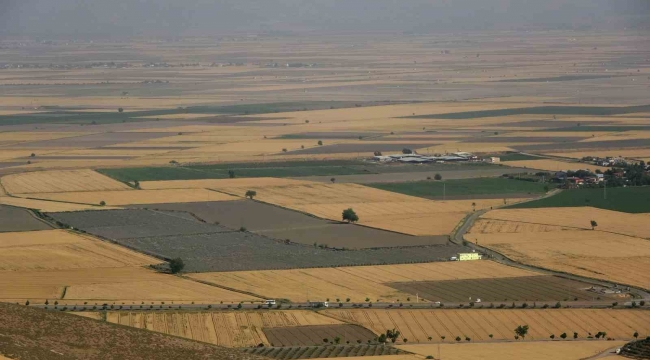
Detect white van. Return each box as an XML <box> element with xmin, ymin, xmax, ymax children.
<box><xmin>264</xmin><ymin>300</ymin><xmax>276</xmax><ymax>306</ymax></box>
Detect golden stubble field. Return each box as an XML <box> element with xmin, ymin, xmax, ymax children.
<box><xmin>188</xmin><ymin>261</ymin><xmax>539</xmax><ymax>303</ymax></box>
<box><xmin>398</xmin><ymin>341</ymin><xmax>627</xmax><ymax>360</ymax></box>
<box><xmin>1</xmin><ymin>169</ymin><xmax>130</xmax><ymax>194</ymax></box>
<box><xmin>325</xmin><ymin>309</ymin><xmax>650</xmax><ymax>343</ymax></box>
<box><xmin>466</xmin><ymin>207</ymin><xmax>650</xmax><ymax>289</ymax></box>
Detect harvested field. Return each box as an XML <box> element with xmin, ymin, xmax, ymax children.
<box><xmin>49</xmin><ymin>209</ymin><xmax>469</xmax><ymax>272</ymax></box>
<box><xmin>4</xmin><ymin>131</ymin><xmax>173</xmax><ymax>148</ymax></box>
<box><xmin>398</xmin><ymin>341</ymin><xmax>627</xmax><ymax>360</ymax></box>
<box><xmin>0</xmin><ymin>205</ymin><xmax>51</xmax><ymax>232</ymax></box>
<box><xmin>132</xmin><ymin>201</ymin><xmax>447</xmax><ymax>249</ymax></box>
<box><xmin>0</xmin><ymin>196</ymin><xmax>120</xmax><ymax>212</ymax></box>
<box><xmin>480</xmin><ymin>207</ymin><xmax>650</xmax><ymax>238</ymax></box>
<box><xmin>0</xmin><ymin>267</ymin><xmax>257</xmax><ymax>303</ymax></box>
<box><xmin>0</xmin><ymin>229</ymin><xmax>157</xmax><ymax>271</ymax></box>
<box><xmin>387</xmin><ymin>275</ymin><xmax>617</xmax><ymax>303</ymax></box>
<box><xmin>189</xmin><ymin>261</ymin><xmax>539</xmax><ymax>303</ymax></box>
<box><xmin>465</xmin><ymin>229</ymin><xmax>650</xmax><ymax>290</ymax></box>
<box><xmin>209</xmin><ymin>182</ymin><xmax>521</xmax><ymax>236</ymax></box>
<box><xmin>1</xmin><ymin>169</ymin><xmax>130</xmax><ymax>194</ymax></box>
<box><xmin>243</xmin><ymin>345</ymin><xmax>410</xmax><ymax>359</ymax></box>
<box><xmin>140</xmin><ymin>177</ymin><xmax>314</xmax><ymax>190</ymax></box>
<box><xmin>496</xmin><ymin>159</ymin><xmax>607</xmax><ymax>172</ymax></box>
<box><xmin>104</xmin><ymin>311</ymin><xmax>341</xmax><ymax>347</ymax></box>
<box><xmin>263</xmin><ymin>325</ymin><xmax>376</xmax><ymax>347</ymax></box>
<box><xmin>285</xmin><ymin>143</ymin><xmax>437</xmax><ymax>155</ymax></box>
<box><xmin>0</xmin><ymin>303</ymin><xmax>263</xmax><ymax>360</ymax></box>
<box><xmin>27</xmin><ymin>188</ymin><xmax>237</xmax><ymax>206</ymax></box>
<box><xmin>325</xmin><ymin>309</ymin><xmax>650</xmax><ymax>343</ymax></box>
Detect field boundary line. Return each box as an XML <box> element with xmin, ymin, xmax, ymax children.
<box><xmin>179</xmin><ymin>275</ymin><xmax>268</xmax><ymax>300</ymax></box>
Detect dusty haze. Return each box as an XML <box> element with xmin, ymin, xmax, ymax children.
<box><xmin>0</xmin><ymin>0</ymin><xmax>648</xmax><ymax>38</ymax></box>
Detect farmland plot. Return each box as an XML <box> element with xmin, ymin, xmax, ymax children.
<box><xmin>243</xmin><ymin>345</ymin><xmax>411</xmax><ymax>359</ymax></box>
<box><xmin>1</xmin><ymin>169</ymin><xmax>130</xmax><ymax>194</ymax></box>
<box><xmin>465</xmin><ymin>230</ymin><xmax>650</xmax><ymax>290</ymax></box>
<box><xmin>324</xmin><ymin>309</ymin><xmax>650</xmax><ymax>343</ymax></box>
<box><xmin>0</xmin><ymin>205</ymin><xmax>51</xmax><ymax>232</ymax></box>
<box><xmin>387</xmin><ymin>275</ymin><xmax>618</xmax><ymax>303</ymax></box>
<box><xmin>263</xmin><ymin>325</ymin><xmax>376</xmax><ymax>346</ymax></box>
<box><xmin>24</xmin><ymin>188</ymin><xmax>237</xmax><ymax>206</ymax></box>
<box><xmin>209</xmin><ymin>183</ymin><xmax>521</xmax><ymax>236</ymax></box>
<box><xmin>399</xmin><ymin>341</ymin><xmax>627</xmax><ymax>360</ymax></box>
<box><xmin>0</xmin><ymin>229</ymin><xmax>157</xmax><ymax>271</ymax></box>
<box><xmin>0</xmin><ymin>196</ymin><xmax>121</xmax><ymax>212</ymax></box>
<box><xmin>189</xmin><ymin>261</ymin><xmax>539</xmax><ymax>303</ymax></box>
<box><xmin>49</xmin><ymin>209</ymin><xmax>469</xmax><ymax>272</ymax></box>
<box><xmin>131</xmin><ymin>201</ymin><xmax>448</xmax><ymax>249</ymax></box>
<box><xmin>0</xmin><ymin>267</ymin><xmax>257</xmax><ymax>303</ymax></box>
<box><xmin>104</xmin><ymin>311</ymin><xmax>341</xmax><ymax>347</ymax></box>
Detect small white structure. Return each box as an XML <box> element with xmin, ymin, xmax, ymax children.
<box><xmin>264</xmin><ymin>300</ymin><xmax>276</xmax><ymax>305</ymax></box>
<box><xmin>457</xmin><ymin>253</ymin><xmax>482</xmax><ymax>261</ymax></box>
<box><xmin>484</xmin><ymin>157</ymin><xmax>501</xmax><ymax>163</ymax></box>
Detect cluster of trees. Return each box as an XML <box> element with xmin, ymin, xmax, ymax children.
<box><xmin>605</xmin><ymin>162</ymin><xmax>650</xmax><ymax>187</ymax></box>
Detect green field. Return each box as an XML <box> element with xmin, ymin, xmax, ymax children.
<box><xmin>507</xmin><ymin>186</ymin><xmax>650</xmax><ymax>213</ymax></box>
<box><xmin>367</xmin><ymin>177</ymin><xmax>548</xmax><ymax>198</ymax></box>
<box><xmin>486</xmin><ymin>152</ymin><xmax>541</xmax><ymax>161</ymax></box>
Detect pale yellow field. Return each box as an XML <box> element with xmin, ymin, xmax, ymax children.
<box><xmin>1</xmin><ymin>169</ymin><xmax>130</xmax><ymax>194</ymax></box>
<box><xmin>207</xmin><ymin>182</ymin><xmax>521</xmax><ymax>235</ymax></box>
<box><xmin>0</xmin><ymin>196</ymin><xmax>121</xmax><ymax>212</ymax></box>
<box><xmin>104</xmin><ymin>310</ymin><xmax>342</xmax><ymax>347</ymax></box>
<box><xmin>325</xmin><ymin>309</ymin><xmax>650</xmax><ymax>343</ymax></box>
<box><xmin>189</xmin><ymin>261</ymin><xmax>539</xmax><ymax>303</ymax></box>
<box><xmin>398</xmin><ymin>341</ymin><xmax>626</xmax><ymax>360</ymax></box>
<box><xmin>499</xmin><ymin>159</ymin><xmax>608</xmax><ymax>172</ymax></box>
<box><xmin>0</xmin><ymin>267</ymin><xmax>258</xmax><ymax>303</ymax></box>
<box><xmin>481</xmin><ymin>207</ymin><xmax>650</xmax><ymax>239</ymax></box>
<box><xmin>0</xmin><ymin>132</ymin><xmax>87</xmax><ymax>143</ymax></box>
<box><xmin>0</xmin><ymin>230</ymin><xmax>157</xmax><ymax>271</ymax></box>
<box><xmin>140</xmin><ymin>177</ymin><xmax>315</xmax><ymax>190</ymax></box>
<box><xmin>579</xmin><ymin>130</ymin><xmax>650</xmax><ymax>143</ymax></box>
<box><xmin>23</xmin><ymin>188</ymin><xmax>238</xmax><ymax>206</ymax></box>
<box><xmin>312</xmin><ymin>357</ymin><xmax>417</xmax><ymax>360</ymax></box>
<box><xmin>465</xmin><ymin>229</ymin><xmax>650</xmax><ymax>289</ymax></box>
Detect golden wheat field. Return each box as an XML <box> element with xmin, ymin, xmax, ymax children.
<box><xmin>398</xmin><ymin>341</ymin><xmax>627</xmax><ymax>360</ymax></box>
<box><xmin>465</xmin><ymin>229</ymin><xmax>650</xmax><ymax>289</ymax></box>
<box><xmin>206</xmin><ymin>182</ymin><xmax>522</xmax><ymax>235</ymax></box>
<box><xmin>0</xmin><ymin>230</ymin><xmax>157</xmax><ymax>271</ymax></box>
<box><xmin>481</xmin><ymin>207</ymin><xmax>650</xmax><ymax>239</ymax></box>
<box><xmin>23</xmin><ymin>188</ymin><xmax>238</xmax><ymax>206</ymax></box>
<box><xmin>545</xmin><ymin>149</ymin><xmax>650</xmax><ymax>160</ymax></box>
<box><xmin>1</xmin><ymin>169</ymin><xmax>130</xmax><ymax>195</ymax></box>
<box><xmin>140</xmin><ymin>177</ymin><xmax>315</xmax><ymax>190</ymax></box>
<box><xmin>103</xmin><ymin>311</ymin><xmax>342</xmax><ymax>347</ymax></box>
<box><xmin>188</xmin><ymin>261</ymin><xmax>538</xmax><ymax>303</ymax></box>
<box><xmin>325</xmin><ymin>309</ymin><xmax>650</xmax><ymax>343</ymax></box>
<box><xmin>0</xmin><ymin>267</ymin><xmax>258</xmax><ymax>303</ymax></box>
<box><xmin>0</xmin><ymin>196</ymin><xmax>121</xmax><ymax>212</ymax></box>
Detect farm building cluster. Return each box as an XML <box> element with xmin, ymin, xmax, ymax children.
<box><xmin>372</xmin><ymin>152</ymin><xmax>483</xmax><ymax>164</ymax></box>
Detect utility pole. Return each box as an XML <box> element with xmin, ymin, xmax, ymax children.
<box><xmin>443</xmin><ymin>183</ymin><xmax>446</xmax><ymax>201</ymax></box>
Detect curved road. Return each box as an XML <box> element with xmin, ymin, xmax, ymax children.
<box><xmin>451</xmin><ymin>194</ymin><xmax>650</xmax><ymax>300</ymax></box>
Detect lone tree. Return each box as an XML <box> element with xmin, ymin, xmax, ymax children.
<box><xmin>402</xmin><ymin>148</ymin><xmax>413</xmax><ymax>155</ymax></box>
<box><xmin>434</xmin><ymin>173</ymin><xmax>442</xmax><ymax>181</ymax></box>
<box><xmin>342</xmin><ymin>208</ymin><xmax>359</xmax><ymax>223</ymax></box>
<box><xmin>514</xmin><ymin>325</ymin><xmax>529</xmax><ymax>340</ymax></box>
<box><xmin>228</xmin><ymin>170</ymin><xmax>236</xmax><ymax>178</ymax></box>
<box><xmin>318</xmin><ymin>140</ymin><xmax>323</xmax><ymax>146</ymax></box>
<box><xmin>590</xmin><ymin>220</ymin><xmax>598</xmax><ymax>230</ymax></box>
<box><xmin>471</xmin><ymin>202</ymin><xmax>476</xmax><ymax>212</ymax></box>
<box><xmin>560</xmin><ymin>332</ymin><xmax>567</xmax><ymax>339</ymax></box>
<box><xmin>245</xmin><ymin>190</ymin><xmax>257</xmax><ymax>199</ymax></box>
<box><xmin>330</xmin><ymin>178</ymin><xmax>336</xmax><ymax>183</ymax></box>
<box><xmin>118</xmin><ymin>107</ymin><xmax>124</xmax><ymax>113</ymax></box>
<box><xmin>169</xmin><ymin>258</ymin><xmax>185</xmax><ymax>274</ymax></box>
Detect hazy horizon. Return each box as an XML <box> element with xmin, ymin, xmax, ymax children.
<box><xmin>1</xmin><ymin>0</ymin><xmax>649</xmax><ymax>39</ymax></box>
